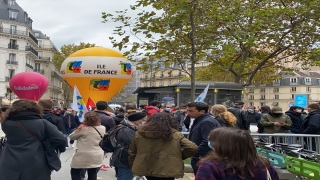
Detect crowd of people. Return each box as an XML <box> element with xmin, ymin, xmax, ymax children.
<box><xmin>0</xmin><ymin>98</ymin><xmax>319</xmax><ymax>180</ymax></box>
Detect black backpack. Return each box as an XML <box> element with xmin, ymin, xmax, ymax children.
<box><xmin>99</xmin><ymin>124</ymin><xmax>123</xmax><ymax>153</ymax></box>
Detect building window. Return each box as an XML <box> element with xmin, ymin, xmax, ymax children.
<box><xmin>274</xmin><ymin>79</ymin><xmax>281</xmax><ymax>84</ymax></box>
<box><xmin>9</xmin><ymin>69</ymin><xmax>15</xmax><ymax>79</ymax></box>
<box><xmin>273</xmin><ymin>88</ymin><xmax>279</xmax><ymax>93</ymax></box>
<box><xmin>260</xmin><ymin>102</ymin><xmax>265</xmax><ymax>107</ymax></box>
<box><xmin>291</xmin><ymin>87</ymin><xmax>296</xmax><ymax>92</ymax></box>
<box><xmin>249</xmin><ymin>95</ymin><xmax>254</xmax><ymax>100</ymax></box>
<box><xmin>9</xmin><ymin>53</ymin><xmax>16</xmax><ymax>62</ymax></box>
<box><xmin>35</xmin><ymin>32</ymin><xmax>40</xmax><ymax>37</ymax></box>
<box><xmin>10</xmin><ymin>25</ymin><xmax>16</xmax><ymax>34</ymax></box>
<box><xmin>35</xmin><ymin>63</ymin><xmax>40</xmax><ymax>71</ymax></box>
<box><xmin>248</xmin><ymin>88</ymin><xmax>254</xmax><ymax>93</ymax></box>
<box><xmin>305</xmin><ymin>78</ymin><xmax>311</xmax><ymax>83</ymax></box>
<box><xmin>169</xmin><ymin>80</ymin><xmax>172</xmax><ymax>85</ymax></box>
<box><xmin>9</xmin><ymin>9</ymin><xmax>18</xmax><ymax>21</ymax></box>
<box><xmin>249</xmin><ymin>102</ymin><xmax>254</xmax><ymax>107</ymax></box>
<box><xmin>260</xmin><ymin>88</ymin><xmax>265</xmax><ymax>93</ymax></box>
<box><xmin>160</xmin><ymin>81</ymin><xmax>164</xmax><ymax>86</ymax></box>
<box><xmin>290</xmin><ymin>78</ymin><xmax>298</xmax><ymax>83</ymax></box>
<box><xmin>260</xmin><ymin>95</ymin><xmax>265</xmax><ymax>100</ymax></box>
<box><xmin>201</xmin><ymin>62</ymin><xmax>205</xmax><ymax>67</ymax></box>
<box><xmin>274</xmin><ymin>95</ymin><xmax>279</xmax><ymax>100</ymax></box>
<box><xmin>152</xmin><ymin>81</ymin><xmax>156</xmax><ymax>86</ymax></box>
<box><xmin>24</xmin><ymin>13</ymin><xmax>28</xmax><ymax>22</ymax></box>
<box><xmin>307</xmin><ymin>87</ymin><xmax>311</xmax><ymax>92</ymax></box>
<box><xmin>178</xmin><ymin>79</ymin><xmax>181</xmax><ymax>83</ymax></box>
<box><xmin>38</xmin><ymin>51</ymin><xmax>43</xmax><ymax>59</ymax></box>
<box><xmin>38</xmin><ymin>40</ymin><xmax>42</xmax><ymax>48</ymax></box>
<box><xmin>291</xmin><ymin>94</ymin><xmax>295</xmax><ymax>99</ymax></box>
<box><xmin>8</xmin><ymin>0</ymin><xmax>15</xmax><ymax>6</ymax></box>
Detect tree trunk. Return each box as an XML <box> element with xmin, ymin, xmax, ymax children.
<box><xmin>189</xmin><ymin>9</ymin><xmax>196</xmax><ymax>102</ymax></box>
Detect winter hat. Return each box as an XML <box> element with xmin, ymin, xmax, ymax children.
<box><xmin>261</xmin><ymin>105</ymin><xmax>271</xmax><ymax>112</ymax></box>
<box><xmin>127</xmin><ymin>112</ymin><xmax>147</xmax><ymax>121</ymax></box>
<box><xmin>272</xmin><ymin>106</ymin><xmax>283</xmax><ymax>113</ymax></box>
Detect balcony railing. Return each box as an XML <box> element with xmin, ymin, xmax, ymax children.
<box><xmin>5</xmin><ymin>76</ymin><xmax>10</xmax><ymax>82</ymax></box>
<box><xmin>6</xmin><ymin>60</ymin><xmax>18</xmax><ymax>65</ymax></box>
<box><xmin>51</xmin><ymin>71</ymin><xmax>63</xmax><ymax>81</ymax></box>
<box><xmin>9</xmin><ymin>17</ymin><xmax>17</xmax><ymax>21</ymax></box>
<box><xmin>38</xmin><ymin>56</ymin><xmax>50</xmax><ymax>60</ymax></box>
<box><xmin>37</xmin><ymin>45</ymin><xmax>58</xmax><ymax>51</ymax></box>
<box><xmin>25</xmin><ymin>63</ymin><xmax>34</xmax><ymax>69</ymax></box>
<box><xmin>0</xmin><ymin>28</ymin><xmax>27</xmax><ymax>36</ymax></box>
<box><xmin>8</xmin><ymin>44</ymin><xmax>19</xmax><ymax>49</ymax></box>
<box><xmin>34</xmin><ymin>69</ymin><xmax>44</xmax><ymax>74</ymax></box>
<box><xmin>28</xmin><ymin>32</ymin><xmax>38</xmax><ymax>44</ymax></box>
<box><xmin>25</xmin><ymin>46</ymin><xmax>38</xmax><ymax>57</ymax></box>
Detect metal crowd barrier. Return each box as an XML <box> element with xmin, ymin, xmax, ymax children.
<box><xmin>182</xmin><ymin>132</ymin><xmax>320</xmax><ymax>153</ymax></box>
<box><xmin>250</xmin><ymin>133</ymin><xmax>320</xmax><ymax>154</ymax></box>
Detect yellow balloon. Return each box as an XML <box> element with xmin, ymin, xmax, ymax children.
<box><xmin>60</xmin><ymin>47</ymin><xmax>132</xmax><ymax>103</ymax></box>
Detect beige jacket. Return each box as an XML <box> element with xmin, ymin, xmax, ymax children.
<box><xmin>69</xmin><ymin>125</ymin><xmax>105</xmax><ymax>168</ymax></box>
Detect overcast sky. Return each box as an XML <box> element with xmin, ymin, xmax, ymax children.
<box><xmin>17</xmin><ymin>0</ymin><xmax>139</xmax><ymax>50</ymax></box>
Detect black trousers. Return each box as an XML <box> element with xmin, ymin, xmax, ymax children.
<box><xmin>71</xmin><ymin>168</ymin><xmax>98</xmax><ymax>180</ymax></box>
<box><xmin>146</xmin><ymin>177</ymin><xmax>175</xmax><ymax>180</ymax></box>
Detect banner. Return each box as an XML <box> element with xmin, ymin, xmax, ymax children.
<box><xmin>72</xmin><ymin>85</ymin><xmax>88</xmax><ymax>122</ymax></box>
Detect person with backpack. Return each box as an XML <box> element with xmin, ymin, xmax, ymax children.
<box><xmin>110</xmin><ymin>110</ymin><xmax>147</xmax><ymax>180</ymax></box>
<box><xmin>38</xmin><ymin>99</ymin><xmax>66</xmax><ymax>134</ymax></box>
<box><xmin>144</xmin><ymin>100</ymin><xmax>160</xmax><ymax>117</ymax></box>
<box><xmin>211</xmin><ymin>105</ymin><xmax>237</xmax><ymax>127</ymax></box>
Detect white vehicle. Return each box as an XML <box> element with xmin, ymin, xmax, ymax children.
<box><xmin>108</xmin><ymin>104</ymin><xmax>122</xmax><ymax>109</ymax></box>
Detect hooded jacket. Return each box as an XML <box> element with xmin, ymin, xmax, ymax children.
<box><xmin>300</xmin><ymin>109</ymin><xmax>320</xmax><ymax>134</ymax></box>
<box><xmin>260</xmin><ymin>113</ymin><xmax>292</xmax><ymax>133</ymax></box>
<box><xmin>285</xmin><ymin>110</ymin><xmax>304</xmax><ymax>133</ymax></box>
<box><xmin>144</xmin><ymin>106</ymin><xmax>160</xmax><ymax>116</ymax></box>
<box><xmin>95</xmin><ymin>110</ymin><xmax>116</xmax><ymax>132</ymax></box>
<box><xmin>128</xmin><ymin>128</ymin><xmax>198</xmax><ymax>178</ymax></box>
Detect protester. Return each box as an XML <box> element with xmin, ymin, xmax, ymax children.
<box><xmin>95</xmin><ymin>101</ymin><xmax>116</xmax><ymax>132</ymax></box>
<box><xmin>227</xmin><ymin>101</ymin><xmax>249</xmax><ymax>130</ymax></box>
<box><xmin>69</xmin><ymin>111</ymin><xmax>105</xmax><ymax>180</ymax></box>
<box><xmin>110</xmin><ymin>110</ymin><xmax>147</xmax><ymax>180</ymax></box>
<box><xmin>247</xmin><ymin>106</ymin><xmax>262</xmax><ymax>132</ymax></box>
<box><xmin>129</xmin><ymin>112</ymin><xmax>198</xmax><ymax>180</ymax></box>
<box><xmin>285</xmin><ymin>106</ymin><xmax>305</xmax><ymax>134</ymax></box>
<box><xmin>144</xmin><ymin>100</ymin><xmax>160</xmax><ymax>116</ymax></box>
<box><xmin>0</xmin><ymin>106</ymin><xmax>9</xmax><ymax>116</ymax></box>
<box><xmin>260</xmin><ymin>107</ymin><xmax>292</xmax><ymax>133</ymax></box>
<box><xmin>174</xmin><ymin>104</ymin><xmax>187</xmax><ymax>131</ymax></box>
<box><xmin>195</xmin><ymin>127</ymin><xmax>279</xmax><ymax>180</ymax></box>
<box><xmin>0</xmin><ymin>100</ymin><xmax>66</xmax><ymax>180</ymax></box>
<box><xmin>38</xmin><ymin>99</ymin><xmax>66</xmax><ymax>134</ymax></box>
<box><xmin>258</xmin><ymin>105</ymin><xmax>271</xmax><ymax>133</ymax></box>
<box><xmin>211</xmin><ymin>104</ymin><xmax>237</xmax><ymax>127</ymax></box>
<box><xmin>186</xmin><ymin>102</ymin><xmax>220</xmax><ymax>175</ymax></box>
<box><xmin>63</xmin><ymin>107</ymin><xmax>81</xmax><ymax>148</ymax></box>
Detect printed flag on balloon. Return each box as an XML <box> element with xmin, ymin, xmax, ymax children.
<box><xmin>72</xmin><ymin>85</ymin><xmax>88</xmax><ymax>122</ymax></box>
<box><xmin>194</xmin><ymin>84</ymin><xmax>209</xmax><ymax>102</ymax></box>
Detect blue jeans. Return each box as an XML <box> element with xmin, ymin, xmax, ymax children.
<box><xmin>117</xmin><ymin>167</ymin><xmax>133</xmax><ymax>180</ymax></box>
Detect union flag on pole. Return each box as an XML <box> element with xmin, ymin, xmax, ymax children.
<box><xmin>86</xmin><ymin>97</ymin><xmax>96</xmax><ymax>111</ymax></box>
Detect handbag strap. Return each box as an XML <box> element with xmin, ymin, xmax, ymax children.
<box><xmin>266</xmin><ymin>167</ymin><xmax>272</xmax><ymax>180</ymax></box>
<box><xmin>92</xmin><ymin>126</ymin><xmax>103</xmax><ymax>139</ymax></box>
<box><xmin>15</xmin><ymin>121</ymin><xmax>41</xmax><ymax>143</ymax></box>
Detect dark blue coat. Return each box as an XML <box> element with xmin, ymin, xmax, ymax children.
<box><xmin>188</xmin><ymin>113</ymin><xmax>220</xmax><ymax>157</ymax></box>
<box><xmin>63</xmin><ymin>114</ymin><xmax>81</xmax><ymax>130</ymax></box>
<box><xmin>285</xmin><ymin>111</ymin><xmax>303</xmax><ymax>134</ymax></box>
<box><xmin>300</xmin><ymin>110</ymin><xmax>320</xmax><ymax>134</ymax></box>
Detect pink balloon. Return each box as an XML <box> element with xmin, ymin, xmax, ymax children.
<box><xmin>9</xmin><ymin>72</ymin><xmax>49</xmax><ymax>101</ymax></box>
